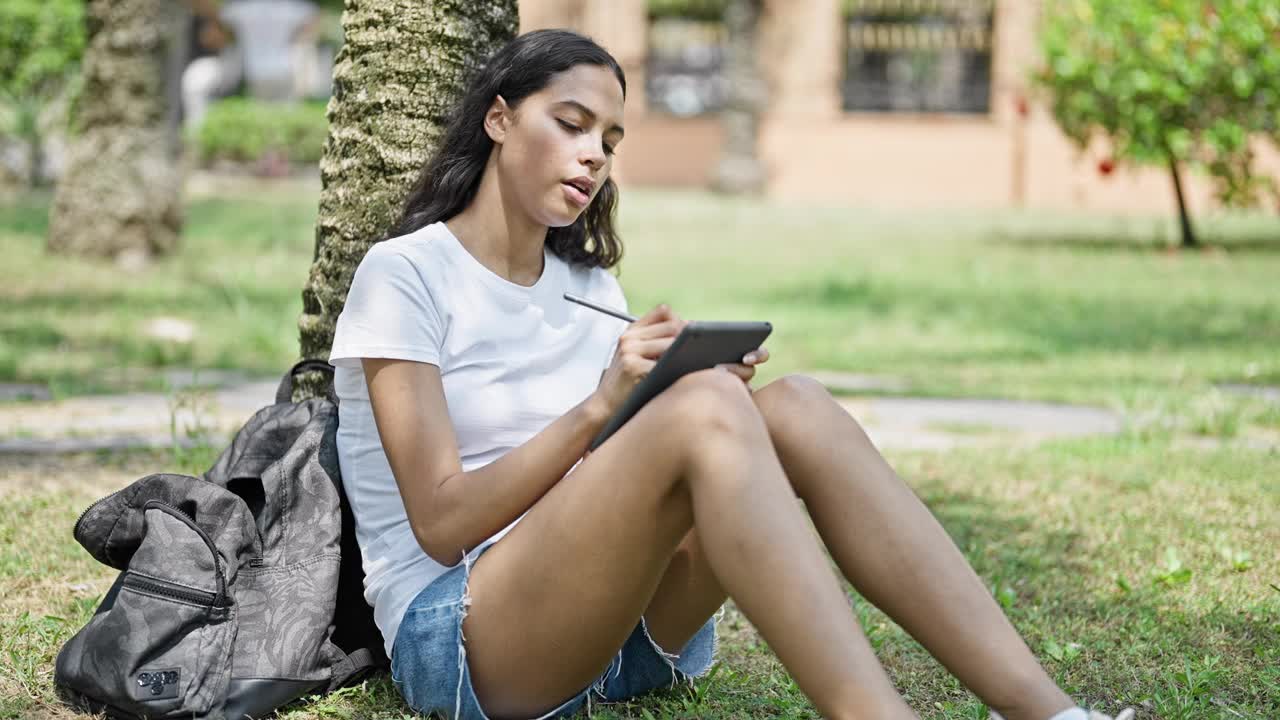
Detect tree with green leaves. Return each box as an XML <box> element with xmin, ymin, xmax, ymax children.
<box><xmin>47</xmin><ymin>0</ymin><xmax>186</xmax><ymax>260</ymax></box>
<box><xmin>0</xmin><ymin>0</ymin><xmax>85</xmax><ymax>187</ymax></box>
<box><xmin>296</xmin><ymin>0</ymin><xmax>519</xmax><ymax>399</ymax></box>
<box><xmin>1036</xmin><ymin>0</ymin><xmax>1280</xmax><ymax>247</ymax></box>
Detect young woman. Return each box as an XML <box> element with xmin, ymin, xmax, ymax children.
<box><xmin>328</xmin><ymin>29</ymin><xmax>1133</xmax><ymax>720</ymax></box>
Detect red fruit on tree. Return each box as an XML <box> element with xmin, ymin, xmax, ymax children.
<box><xmin>1098</xmin><ymin>158</ymin><xmax>1116</xmax><ymax>176</ymax></box>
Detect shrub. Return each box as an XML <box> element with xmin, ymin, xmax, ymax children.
<box><xmin>648</xmin><ymin>0</ymin><xmax>728</xmax><ymax>21</ymax></box>
<box><xmin>192</xmin><ymin>97</ymin><xmax>328</xmax><ymax>166</ymax></box>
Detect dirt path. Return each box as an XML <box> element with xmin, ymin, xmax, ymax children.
<box><xmin>0</xmin><ymin>377</ymin><xmax>1123</xmax><ymax>455</ymax></box>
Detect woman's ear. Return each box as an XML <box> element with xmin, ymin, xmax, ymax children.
<box><xmin>483</xmin><ymin>95</ymin><xmax>512</xmax><ymax>144</ymax></box>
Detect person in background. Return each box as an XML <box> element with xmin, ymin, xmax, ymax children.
<box><xmin>218</xmin><ymin>0</ymin><xmax>321</xmax><ymax>102</ymax></box>
<box><xmin>180</xmin><ymin>0</ymin><xmax>242</xmax><ymax>129</ymax></box>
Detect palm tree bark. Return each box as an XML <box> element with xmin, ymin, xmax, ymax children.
<box><xmin>713</xmin><ymin>0</ymin><xmax>766</xmax><ymax>194</ymax></box>
<box><xmin>48</xmin><ymin>0</ymin><xmax>184</xmax><ymax>261</ymax></box>
<box><xmin>296</xmin><ymin>0</ymin><xmax>518</xmax><ymax>399</ymax></box>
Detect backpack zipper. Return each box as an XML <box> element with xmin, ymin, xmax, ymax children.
<box><xmin>75</xmin><ymin>493</ymin><xmax>244</xmax><ymax>603</ymax></box>
<box><xmin>141</xmin><ymin>500</ymin><xmax>229</xmax><ymax>607</ymax></box>
<box><xmin>72</xmin><ymin>487</ymin><xmax>125</xmax><ymax>543</ymax></box>
<box><xmin>122</xmin><ymin>573</ymin><xmax>225</xmax><ymax>608</ymax></box>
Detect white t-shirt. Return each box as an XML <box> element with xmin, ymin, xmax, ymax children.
<box><xmin>328</xmin><ymin>221</ymin><xmax>628</xmax><ymax>659</ymax></box>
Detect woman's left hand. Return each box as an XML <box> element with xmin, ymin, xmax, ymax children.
<box><xmin>718</xmin><ymin>346</ymin><xmax>769</xmax><ymax>386</ymax></box>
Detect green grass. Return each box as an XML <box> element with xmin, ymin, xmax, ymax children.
<box><xmin>5</xmin><ymin>185</ymin><xmax>1280</xmax><ymax>447</ymax></box>
<box><xmin>3</xmin><ymin>439</ymin><xmax>1277</xmax><ymax>719</ymax></box>
<box><xmin>617</xmin><ymin>194</ymin><xmax>1280</xmax><ymax>429</ymax></box>
<box><xmin>3</xmin><ymin>185</ymin><xmax>1279</xmax><ymax>412</ymax></box>
<box><xmin>2</xmin><ymin>183</ymin><xmax>1279</xmax><ymax>718</ymax></box>
<box><xmin>0</xmin><ymin>185</ymin><xmax>317</xmax><ymax>397</ymax></box>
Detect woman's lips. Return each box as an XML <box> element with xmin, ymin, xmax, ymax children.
<box><xmin>562</xmin><ymin>182</ymin><xmax>590</xmax><ymax>207</ymax></box>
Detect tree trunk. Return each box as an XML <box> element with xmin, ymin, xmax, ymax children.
<box><xmin>295</xmin><ymin>0</ymin><xmax>519</xmax><ymax>399</ymax></box>
<box><xmin>1168</xmin><ymin>154</ymin><xmax>1198</xmax><ymax>248</ymax></box>
<box><xmin>47</xmin><ymin>0</ymin><xmax>183</xmax><ymax>261</ymax></box>
<box><xmin>26</xmin><ymin>120</ymin><xmax>42</xmax><ymax>189</ymax></box>
<box><xmin>713</xmin><ymin>0</ymin><xmax>766</xmax><ymax>194</ymax></box>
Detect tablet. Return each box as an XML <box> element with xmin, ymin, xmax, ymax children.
<box><xmin>590</xmin><ymin>320</ymin><xmax>773</xmax><ymax>451</ymax></box>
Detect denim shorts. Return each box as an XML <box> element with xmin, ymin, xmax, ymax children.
<box><xmin>390</xmin><ymin>542</ymin><xmax>720</xmax><ymax>720</ymax></box>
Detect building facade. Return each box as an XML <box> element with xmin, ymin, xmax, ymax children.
<box><xmin>520</xmin><ymin>0</ymin><xmax>1280</xmax><ymax>215</ymax></box>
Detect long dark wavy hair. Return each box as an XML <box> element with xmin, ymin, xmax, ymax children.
<box><xmin>390</xmin><ymin>29</ymin><xmax>627</xmax><ymax>270</ymax></box>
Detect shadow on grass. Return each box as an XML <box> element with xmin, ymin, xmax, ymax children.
<box><xmin>9</xmin><ymin>458</ymin><xmax>1276</xmax><ymax>720</ymax></box>
<box><xmin>2</xmin><ymin>282</ymin><xmax>296</xmax><ymax>312</ymax></box>
<box><xmin>911</xmin><ymin>483</ymin><xmax>1280</xmax><ymax>718</ymax></box>
<box><xmin>769</xmin><ymin>276</ymin><xmax>1280</xmax><ymax>356</ymax></box>
<box><xmin>988</xmin><ymin>231</ymin><xmax>1280</xmax><ymax>256</ymax></box>
<box><xmin>983</xmin><ymin>211</ymin><xmax>1280</xmax><ymax>256</ymax></box>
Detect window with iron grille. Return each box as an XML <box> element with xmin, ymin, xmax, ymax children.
<box><xmin>842</xmin><ymin>0</ymin><xmax>995</xmax><ymax>114</ymax></box>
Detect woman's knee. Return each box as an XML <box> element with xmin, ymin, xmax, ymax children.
<box><xmin>755</xmin><ymin>374</ymin><xmax>869</xmax><ymax>439</ymax></box>
<box><xmin>753</xmin><ymin>374</ymin><xmax>829</xmax><ymax>415</ymax></box>
<box><xmin>640</xmin><ymin>369</ymin><xmax>769</xmax><ymax>474</ymax></box>
<box><xmin>666</xmin><ymin>369</ymin><xmax>764</xmax><ymax>441</ymax></box>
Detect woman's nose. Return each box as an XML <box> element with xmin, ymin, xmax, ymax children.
<box><xmin>580</xmin><ymin>139</ymin><xmax>605</xmax><ymax>169</ymax></box>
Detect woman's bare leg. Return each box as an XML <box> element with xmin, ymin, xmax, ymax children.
<box><xmin>462</xmin><ymin>369</ymin><xmax>915</xmax><ymax>720</ymax></box>
<box><xmin>752</xmin><ymin>375</ymin><xmax>1075</xmax><ymax>720</ymax></box>
<box><xmin>638</xmin><ymin>527</ymin><xmax>728</xmax><ymax>656</ymax></box>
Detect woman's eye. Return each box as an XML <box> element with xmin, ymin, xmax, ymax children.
<box><xmin>558</xmin><ymin>118</ymin><xmax>615</xmax><ymax>156</ymax></box>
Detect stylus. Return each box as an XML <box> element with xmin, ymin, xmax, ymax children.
<box><xmin>563</xmin><ymin>293</ymin><xmax>638</xmax><ymax>323</ymax></box>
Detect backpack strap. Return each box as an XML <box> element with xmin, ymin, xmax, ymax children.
<box><xmin>326</xmin><ymin>646</ymin><xmax>382</xmax><ymax>692</ymax></box>
<box><xmin>276</xmin><ymin>359</ymin><xmax>337</xmax><ymax>405</ymax></box>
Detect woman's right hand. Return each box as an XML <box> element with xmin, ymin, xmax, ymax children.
<box><xmin>589</xmin><ymin>304</ymin><xmax>687</xmax><ymax>420</ymax></box>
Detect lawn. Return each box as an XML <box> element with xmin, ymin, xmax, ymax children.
<box><xmin>1</xmin><ymin>180</ymin><xmax>1278</xmax><ymax>718</ymax></box>
<box><xmin>3</xmin><ymin>181</ymin><xmax>1279</xmax><ymax>434</ymax></box>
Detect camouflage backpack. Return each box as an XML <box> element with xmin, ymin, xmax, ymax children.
<box><xmin>54</xmin><ymin>360</ymin><xmax>388</xmax><ymax>720</ymax></box>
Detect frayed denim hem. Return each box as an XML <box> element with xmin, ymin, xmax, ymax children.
<box><xmin>586</xmin><ymin>603</ymin><xmax>723</xmax><ymax>714</ymax></box>
<box><xmin>450</xmin><ymin>546</ymin><xmax>585</xmax><ymax>720</ymax></box>
<box><xmin>427</xmin><ymin>543</ymin><xmax>591</xmax><ymax>717</ymax></box>
<box><xmin>391</xmin><ymin>546</ymin><xmax>721</xmax><ymax>720</ymax></box>
<box><xmin>633</xmin><ymin>605</ymin><xmax>723</xmax><ymax>690</ymax></box>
